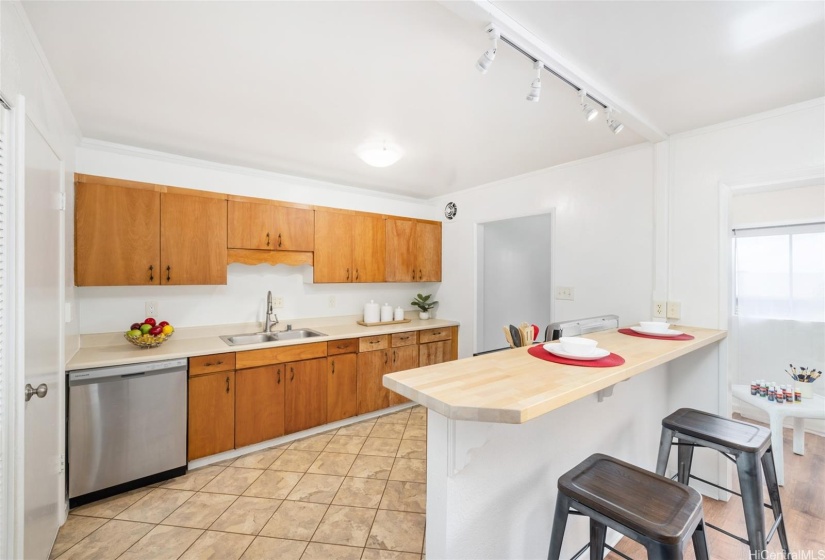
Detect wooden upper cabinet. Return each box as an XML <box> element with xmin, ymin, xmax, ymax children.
<box><xmin>228</xmin><ymin>200</ymin><xmax>313</xmax><ymax>252</ymax></box>
<box><xmin>385</xmin><ymin>219</ymin><xmax>417</xmax><ymax>282</ymax></box>
<box><xmin>161</xmin><ymin>193</ymin><xmax>227</xmax><ymax>285</ymax></box>
<box><xmin>416</xmin><ymin>221</ymin><xmax>442</xmax><ymax>282</ymax></box>
<box><xmin>314</xmin><ymin>210</ymin><xmax>385</xmax><ymax>283</ymax></box>
<box><xmin>75</xmin><ymin>183</ymin><xmax>161</xmax><ymax>286</ymax></box>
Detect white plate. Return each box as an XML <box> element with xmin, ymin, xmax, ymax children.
<box><xmin>630</xmin><ymin>326</ymin><xmax>684</xmax><ymax>337</ymax></box>
<box><xmin>543</xmin><ymin>343</ymin><xmax>610</xmax><ymax>361</ymax></box>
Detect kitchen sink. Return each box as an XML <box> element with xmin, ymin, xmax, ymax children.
<box><xmin>220</xmin><ymin>328</ymin><xmax>326</xmax><ymax>346</ymax></box>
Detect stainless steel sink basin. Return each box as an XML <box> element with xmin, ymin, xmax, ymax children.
<box><xmin>220</xmin><ymin>328</ymin><xmax>326</xmax><ymax>346</ymax></box>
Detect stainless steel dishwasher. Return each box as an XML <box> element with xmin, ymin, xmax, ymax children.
<box><xmin>68</xmin><ymin>358</ymin><xmax>188</xmax><ymax>508</ymax></box>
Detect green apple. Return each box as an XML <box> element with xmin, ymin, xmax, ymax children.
<box><xmin>140</xmin><ymin>324</ymin><xmax>152</xmax><ymax>334</ymax></box>
<box><xmin>127</xmin><ymin>329</ymin><xmax>142</xmax><ymax>338</ymax></box>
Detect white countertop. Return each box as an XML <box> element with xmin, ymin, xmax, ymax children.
<box><xmin>67</xmin><ymin>313</ymin><xmax>460</xmax><ymax>371</ymax></box>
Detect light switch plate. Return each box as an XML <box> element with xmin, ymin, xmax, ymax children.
<box><xmin>666</xmin><ymin>301</ymin><xmax>681</xmax><ymax>320</ymax></box>
<box><xmin>145</xmin><ymin>301</ymin><xmax>158</xmax><ymax>316</ymax></box>
<box><xmin>272</xmin><ymin>296</ymin><xmax>285</xmax><ymax>308</ymax></box>
<box><xmin>555</xmin><ymin>286</ymin><xmax>574</xmax><ymax>301</ymax></box>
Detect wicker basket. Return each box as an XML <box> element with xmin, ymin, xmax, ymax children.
<box><xmin>124</xmin><ymin>331</ymin><xmax>173</xmax><ymax>349</ymax></box>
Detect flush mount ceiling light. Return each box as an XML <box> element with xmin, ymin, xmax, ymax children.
<box><xmin>525</xmin><ymin>60</ymin><xmax>543</xmax><ymax>102</ymax></box>
<box><xmin>606</xmin><ymin>108</ymin><xmax>625</xmax><ymax>135</ymax></box>
<box><xmin>475</xmin><ymin>25</ymin><xmax>500</xmax><ymax>74</ymax></box>
<box><xmin>355</xmin><ymin>141</ymin><xmax>403</xmax><ymax>167</ymax></box>
<box><xmin>579</xmin><ymin>90</ymin><xmax>599</xmax><ymax>122</ymax></box>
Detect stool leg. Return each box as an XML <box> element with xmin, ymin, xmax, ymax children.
<box><xmin>589</xmin><ymin>519</ymin><xmax>606</xmax><ymax>560</ymax></box>
<box><xmin>691</xmin><ymin>519</ymin><xmax>710</xmax><ymax>560</ymax></box>
<box><xmin>645</xmin><ymin>541</ymin><xmax>682</xmax><ymax>560</ymax></box>
<box><xmin>761</xmin><ymin>446</ymin><xmax>790</xmax><ymax>556</ymax></box>
<box><xmin>676</xmin><ymin>440</ymin><xmax>694</xmax><ymax>486</ymax></box>
<box><xmin>737</xmin><ymin>452</ymin><xmax>767</xmax><ymax>555</ymax></box>
<box><xmin>547</xmin><ymin>494</ymin><xmax>570</xmax><ymax>560</ymax></box>
<box><xmin>656</xmin><ymin>427</ymin><xmax>675</xmax><ymax>477</ymax></box>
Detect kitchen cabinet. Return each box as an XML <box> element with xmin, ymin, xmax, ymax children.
<box><xmin>75</xmin><ymin>180</ymin><xmax>227</xmax><ymax>286</ymax></box>
<box><xmin>389</xmin><ymin>345</ymin><xmax>418</xmax><ymax>406</ymax></box>
<box><xmin>357</xmin><ymin>348</ymin><xmax>390</xmax><ymax>415</ymax></box>
<box><xmin>235</xmin><ymin>365</ymin><xmax>285</xmax><ymax>448</ymax></box>
<box><xmin>420</xmin><ymin>340</ymin><xmax>452</xmax><ymax>367</ymax></box>
<box><xmin>188</xmin><ymin>371</ymin><xmax>235</xmax><ymax>461</ymax></box>
<box><xmin>285</xmin><ymin>357</ymin><xmax>327</xmax><ymax>434</ymax></box>
<box><xmin>327</xmin><ymin>353</ymin><xmax>357</xmax><ymax>423</ymax></box>
<box><xmin>228</xmin><ymin>200</ymin><xmax>314</xmax><ymax>252</ymax></box>
<box><xmin>314</xmin><ymin>210</ymin><xmax>385</xmax><ymax>283</ymax></box>
<box><xmin>385</xmin><ymin>218</ymin><xmax>442</xmax><ymax>282</ymax></box>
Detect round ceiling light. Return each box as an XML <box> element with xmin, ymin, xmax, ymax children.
<box><xmin>355</xmin><ymin>141</ymin><xmax>403</xmax><ymax>168</ymax></box>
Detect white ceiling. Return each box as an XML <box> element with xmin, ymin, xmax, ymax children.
<box><xmin>21</xmin><ymin>1</ymin><xmax>824</xmax><ymax>199</ymax></box>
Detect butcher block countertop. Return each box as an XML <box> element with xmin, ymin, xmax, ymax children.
<box><xmin>383</xmin><ymin>326</ymin><xmax>726</xmax><ymax>424</ymax></box>
<box><xmin>67</xmin><ymin>314</ymin><xmax>459</xmax><ymax>370</ymax></box>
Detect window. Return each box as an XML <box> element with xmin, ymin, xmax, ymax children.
<box><xmin>733</xmin><ymin>223</ymin><xmax>825</xmax><ymax>322</ymax></box>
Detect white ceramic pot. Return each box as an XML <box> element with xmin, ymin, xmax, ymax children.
<box><xmin>797</xmin><ymin>382</ymin><xmax>814</xmax><ymax>399</ymax></box>
<box><xmin>419</xmin><ymin>311</ymin><xmax>430</xmax><ymax>320</ymax></box>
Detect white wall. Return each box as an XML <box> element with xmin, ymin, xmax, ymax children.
<box><xmin>75</xmin><ymin>142</ymin><xmax>442</xmax><ymax>333</ymax></box>
<box><xmin>432</xmin><ymin>144</ymin><xmax>655</xmax><ymax>358</ymax></box>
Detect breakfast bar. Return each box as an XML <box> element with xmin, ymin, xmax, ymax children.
<box><xmin>384</xmin><ymin>326</ymin><xmax>727</xmax><ymax>559</ymax></box>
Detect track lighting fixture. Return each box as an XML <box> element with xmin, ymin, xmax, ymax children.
<box><xmin>606</xmin><ymin>108</ymin><xmax>625</xmax><ymax>135</ymax></box>
<box><xmin>476</xmin><ymin>26</ymin><xmax>500</xmax><ymax>74</ymax></box>
<box><xmin>525</xmin><ymin>60</ymin><xmax>542</xmax><ymax>102</ymax></box>
<box><xmin>579</xmin><ymin>90</ymin><xmax>599</xmax><ymax>122</ymax></box>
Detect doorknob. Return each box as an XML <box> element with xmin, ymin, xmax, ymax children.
<box><xmin>25</xmin><ymin>383</ymin><xmax>48</xmax><ymax>402</ymax></box>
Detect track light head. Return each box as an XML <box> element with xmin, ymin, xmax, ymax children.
<box><xmin>606</xmin><ymin>107</ymin><xmax>624</xmax><ymax>134</ymax></box>
<box><xmin>525</xmin><ymin>60</ymin><xmax>542</xmax><ymax>102</ymax></box>
<box><xmin>476</xmin><ymin>25</ymin><xmax>500</xmax><ymax>74</ymax></box>
<box><xmin>579</xmin><ymin>90</ymin><xmax>599</xmax><ymax>122</ymax></box>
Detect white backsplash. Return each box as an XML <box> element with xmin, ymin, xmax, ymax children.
<box><xmin>77</xmin><ymin>262</ymin><xmax>441</xmax><ymax>334</ymax></box>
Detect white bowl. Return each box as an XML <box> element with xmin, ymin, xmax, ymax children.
<box><xmin>559</xmin><ymin>336</ymin><xmax>598</xmax><ymax>356</ymax></box>
<box><xmin>639</xmin><ymin>321</ymin><xmax>670</xmax><ymax>333</ymax></box>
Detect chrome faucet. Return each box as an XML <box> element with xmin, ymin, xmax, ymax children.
<box><xmin>264</xmin><ymin>291</ymin><xmax>279</xmax><ymax>332</ymax></box>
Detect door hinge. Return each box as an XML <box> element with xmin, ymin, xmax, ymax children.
<box><xmin>57</xmin><ymin>454</ymin><xmax>65</xmax><ymax>474</ymax></box>
<box><xmin>58</xmin><ymin>192</ymin><xmax>66</xmax><ymax>211</ymax></box>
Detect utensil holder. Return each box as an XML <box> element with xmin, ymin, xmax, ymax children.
<box><xmin>796</xmin><ymin>382</ymin><xmax>814</xmax><ymax>399</ymax></box>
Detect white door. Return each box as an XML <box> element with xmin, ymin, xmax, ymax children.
<box><xmin>22</xmin><ymin>119</ymin><xmax>63</xmax><ymax>559</ymax></box>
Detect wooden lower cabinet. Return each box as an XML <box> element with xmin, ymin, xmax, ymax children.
<box><xmin>328</xmin><ymin>354</ymin><xmax>357</xmax><ymax>423</ymax></box>
<box><xmin>235</xmin><ymin>365</ymin><xmax>285</xmax><ymax>448</ymax></box>
<box><xmin>389</xmin><ymin>345</ymin><xmax>418</xmax><ymax>406</ymax></box>
<box><xmin>285</xmin><ymin>358</ymin><xmax>328</xmax><ymax>434</ymax></box>
<box><xmin>357</xmin><ymin>349</ymin><xmax>390</xmax><ymax>415</ymax></box>
<box><xmin>188</xmin><ymin>371</ymin><xmax>235</xmax><ymax>461</ymax></box>
<box><xmin>420</xmin><ymin>340</ymin><xmax>452</xmax><ymax>367</ymax></box>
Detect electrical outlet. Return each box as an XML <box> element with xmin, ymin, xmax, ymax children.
<box><xmin>145</xmin><ymin>301</ymin><xmax>158</xmax><ymax>316</ymax></box>
<box><xmin>328</xmin><ymin>296</ymin><xmax>336</xmax><ymax>308</ymax></box>
<box><xmin>653</xmin><ymin>301</ymin><xmax>666</xmax><ymax>318</ymax></box>
<box><xmin>667</xmin><ymin>301</ymin><xmax>682</xmax><ymax>320</ymax></box>
<box><xmin>272</xmin><ymin>296</ymin><xmax>285</xmax><ymax>309</ymax></box>
<box><xmin>555</xmin><ymin>286</ymin><xmax>574</xmax><ymax>301</ymax></box>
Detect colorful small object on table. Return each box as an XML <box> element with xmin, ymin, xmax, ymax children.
<box><xmin>785</xmin><ymin>363</ymin><xmax>821</xmax><ymax>400</ymax></box>
<box><xmin>125</xmin><ymin>317</ymin><xmax>174</xmax><ymax>349</ymax></box>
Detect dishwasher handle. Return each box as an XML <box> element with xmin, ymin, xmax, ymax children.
<box><xmin>69</xmin><ymin>358</ymin><xmax>187</xmax><ymax>385</ymax></box>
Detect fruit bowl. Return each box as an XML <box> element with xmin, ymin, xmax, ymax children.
<box><xmin>124</xmin><ymin>331</ymin><xmax>173</xmax><ymax>349</ymax></box>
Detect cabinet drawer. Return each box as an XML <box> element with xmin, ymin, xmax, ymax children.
<box><xmin>359</xmin><ymin>335</ymin><xmax>389</xmax><ymax>352</ymax></box>
<box><xmin>391</xmin><ymin>332</ymin><xmax>418</xmax><ymax>347</ymax></box>
<box><xmin>328</xmin><ymin>338</ymin><xmax>358</xmax><ymax>356</ymax></box>
<box><xmin>418</xmin><ymin>327</ymin><xmax>451</xmax><ymax>344</ymax></box>
<box><xmin>236</xmin><ymin>342</ymin><xmax>327</xmax><ymax>370</ymax></box>
<box><xmin>189</xmin><ymin>353</ymin><xmax>235</xmax><ymax>376</ymax></box>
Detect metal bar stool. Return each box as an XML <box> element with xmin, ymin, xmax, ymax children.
<box><xmin>656</xmin><ymin>408</ymin><xmax>790</xmax><ymax>557</ymax></box>
<box><xmin>547</xmin><ymin>454</ymin><xmax>710</xmax><ymax>560</ymax></box>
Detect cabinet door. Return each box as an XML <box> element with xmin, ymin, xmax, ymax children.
<box><xmin>277</xmin><ymin>207</ymin><xmax>315</xmax><ymax>251</ymax></box>
<box><xmin>353</xmin><ymin>214</ymin><xmax>386</xmax><ymax>283</ymax></box>
<box><xmin>419</xmin><ymin>340</ymin><xmax>452</xmax><ymax>367</ymax></box>
<box><xmin>389</xmin><ymin>345</ymin><xmax>418</xmax><ymax>406</ymax></box>
<box><xmin>285</xmin><ymin>358</ymin><xmax>327</xmax><ymax>434</ymax></box>
<box><xmin>357</xmin><ymin>350</ymin><xmax>390</xmax><ymax>415</ymax></box>
<box><xmin>314</xmin><ymin>211</ymin><xmax>353</xmax><ymax>283</ymax></box>
<box><xmin>416</xmin><ymin>221</ymin><xmax>442</xmax><ymax>282</ymax></box>
<box><xmin>385</xmin><ymin>219</ymin><xmax>417</xmax><ymax>282</ymax></box>
<box><xmin>235</xmin><ymin>365</ymin><xmax>285</xmax><ymax>448</ymax></box>
<box><xmin>228</xmin><ymin>201</ymin><xmax>275</xmax><ymax>250</ymax></box>
<box><xmin>188</xmin><ymin>372</ymin><xmax>234</xmax><ymax>461</ymax></box>
<box><xmin>161</xmin><ymin>193</ymin><xmax>227</xmax><ymax>285</ymax></box>
<box><xmin>327</xmin><ymin>354</ymin><xmax>357</xmax><ymax>423</ymax></box>
<box><xmin>75</xmin><ymin>183</ymin><xmax>160</xmax><ymax>286</ymax></box>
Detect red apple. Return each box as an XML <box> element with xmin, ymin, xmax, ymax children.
<box><xmin>158</xmin><ymin>321</ymin><xmax>169</xmax><ymax>327</ymax></box>
<box><xmin>144</xmin><ymin>318</ymin><xmax>156</xmax><ymax>327</ymax></box>
<box><xmin>149</xmin><ymin>326</ymin><xmax>163</xmax><ymax>336</ymax></box>
<box><xmin>130</xmin><ymin>323</ymin><xmax>141</xmax><ymax>331</ymax></box>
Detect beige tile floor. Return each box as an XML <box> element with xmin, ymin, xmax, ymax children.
<box><xmin>52</xmin><ymin>406</ymin><xmax>428</xmax><ymax>560</ymax></box>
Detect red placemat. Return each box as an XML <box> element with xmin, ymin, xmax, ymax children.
<box><xmin>528</xmin><ymin>345</ymin><xmax>625</xmax><ymax>367</ymax></box>
<box><xmin>618</xmin><ymin>328</ymin><xmax>694</xmax><ymax>341</ymax></box>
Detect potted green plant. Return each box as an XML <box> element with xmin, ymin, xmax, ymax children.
<box><xmin>411</xmin><ymin>293</ymin><xmax>438</xmax><ymax>320</ymax></box>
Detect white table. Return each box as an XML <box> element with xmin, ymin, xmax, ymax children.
<box><xmin>731</xmin><ymin>384</ymin><xmax>825</xmax><ymax>485</ymax></box>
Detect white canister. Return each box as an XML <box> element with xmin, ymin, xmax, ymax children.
<box><xmin>394</xmin><ymin>306</ymin><xmax>405</xmax><ymax>321</ymax></box>
<box><xmin>380</xmin><ymin>303</ymin><xmax>393</xmax><ymax>323</ymax></box>
<box><xmin>364</xmin><ymin>300</ymin><xmax>380</xmax><ymax>324</ymax></box>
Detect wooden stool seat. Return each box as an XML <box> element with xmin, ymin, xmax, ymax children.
<box><xmin>560</xmin><ymin>454</ymin><xmax>704</xmax><ymax>545</ymax></box>
<box><xmin>662</xmin><ymin>408</ymin><xmax>771</xmax><ymax>453</ymax></box>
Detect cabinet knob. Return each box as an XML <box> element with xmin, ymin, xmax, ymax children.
<box><xmin>277</xmin><ymin>369</ymin><xmax>281</xmax><ymax>384</ymax></box>
<box><xmin>266</xmin><ymin>232</ymin><xmax>270</xmax><ymax>247</ymax></box>
<box><xmin>355</xmin><ymin>269</ymin><xmax>359</xmax><ymax>281</ymax></box>
<box><xmin>225</xmin><ymin>376</ymin><xmax>230</xmax><ymax>394</ymax></box>
<box><xmin>331</xmin><ymin>360</ymin><xmax>335</xmax><ymax>375</ymax></box>
<box><xmin>419</xmin><ymin>269</ymin><xmax>423</xmax><ymax>281</ymax></box>
<box><xmin>278</xmin><ymin>233</ymin><xmax>282</xmax><ymax>248</ymax></box>
<box><xmin>384</xmin><ymin>352</ymin><xmax>388</xmax><ymax>365</ymax></box>
<box><xmin>411</xmin><ymin>269</ymin><xmax>415</xmax><ymax>280</ymax></box>
<box><xmin>290</xmin><ymin>367</ymin><xmax>295</xmax><ymax>382</ymax></box>
<box><xmin>148</xmin><ymin>265</ymin><xmax>154</xmax><ymax>282</ymax></box>
<box><xmin>346</xmin><ymin>268</ymin><xmax>350</xmax><ymax>281</ymax></box>
<box><xmin>393</xmin><ymin>350</ymin><xmax>397</xmax><ymax>363</ymax></box>
<box><xmin>166</xmin><ymin>265</ymin><xmax>171</xmax><ymax>282</ymax></box>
